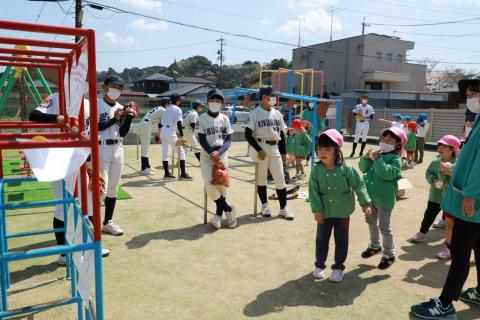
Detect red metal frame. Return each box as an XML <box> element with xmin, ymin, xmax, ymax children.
<box><xmin>0</xmin><ymin>19</ymin><xmax>101</xmax><ymax>241</ymax></box>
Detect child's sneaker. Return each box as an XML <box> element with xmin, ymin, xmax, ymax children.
<box><xmin>361</xmin><ymin>246</ymin><xmax>382</xmax><ymax>258</ymax></box>
<box><xmin>297</xmin><ymin>173</ymin><xmax>306</xmax><ymax>180</ymax></box>
<box><xmin>408</xmin><ymin>232</ymin><xmax>427</xmax><ymax>243</ymax></box>
<box><xmin>408</xmin><ymin>162</ymin><xmax>415</xmax><ymax>169</ymax></box>
<box><xmin>261</xmin><ymin>203</ymin><xmax>272</xmax><ymax>217</ymax></box>
<box><xmin>57</xmin><ymin>254</ymin><xmax>66</xmax><ymax>266</ymax></box>
<box><xmin>433</xmin><ymin>218</ymin><xmax>446</xmax><ymax>228</ymax></box>
<box><xmin>329</xmin><ymin>269</ymin><xmax>344</xmax><ymax>283</ymax></box>
<box><xmin>102</xmin><ymin>221</ymin><xmax>124</xmax><ymax>236</ymax></box>
<box><xmin>225</xmin><ymin>206</ymin><xmax>237</xmax><ymax>228</ymax></box>
<box><xmin>291</xmin><ymin>174</ymin><xmax>299</xmax><ymax>181</ymax></box>
<box><xmin>312</xmin><ymin>267</ymin><xmax>325</xmax><ymax>279</ymax></box>
<box><xmin>279</xmin><ymin>207</ymin><xmax>294</xmax><ymax>220</ymax></box>
<box><xmin>410</xmin><ymin>298</ymin><xmax>456</xmax><ymax>319</ymax></box>
<box><xmin>378</xmin><ymin>255</ymin><xmax>395</xmax><ymax>270</ymax></box>
<box><xmin>210</xmin><ymin>214</ymin><xmax>222</xmax><ymax>229</ymax></box>
<box><xmin>459</xmin><ymin>287</ymin><xmax>480</xmax><ymax>306</ymax></box>
<box><xmin>437</xmin><ymin>247</ymin><xmax>451</xmax><ymax>260</ymax></box>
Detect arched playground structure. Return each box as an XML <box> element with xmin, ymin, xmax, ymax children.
<box><xmin>0</xmin><ymin>20</ymin><xmax>105</xmax><ymax>319</ymax></box>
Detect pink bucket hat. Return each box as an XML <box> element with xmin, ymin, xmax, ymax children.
<box><xmin>319</xmin><ymin>129</ymin><xmax>344</xmax><ymax>148</ymax></box>
<box><xmin>438</xmin><ymin>135</ymin><xmax>460</xmax><ymax>157</ymax></box>
<box><xmin>381</xmin><ymin>126</ymin><xmax>407</xmax><ymax>155</ymax></box>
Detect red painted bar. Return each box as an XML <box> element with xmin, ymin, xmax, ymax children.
<box><xmin>0</xmin><ymin>56</ymin><xmax>64</xmax><ymax>64</ymax></box>
<box><xmin>0</xmin><ymin>62</ymin><xmax>60</xmax><ymax>69</ymax></box>
<box><xmin>0</xmin><ymin>48</ymin><xmax>68</xmax><ymax>58</ymax></box>
<box><xmin>0</xmin><ymin>140</ymin><xmax>91</xmax><ymax>150</ymax></box>
<box><xmin>0</xmin><ymin>20</ymin><xmax>90</xmax><ymax>37</ymax></box>
<box><xmin>0</xmin><ymin>36</ymin><xmax>76</xmax><ymax>49</ymax></box>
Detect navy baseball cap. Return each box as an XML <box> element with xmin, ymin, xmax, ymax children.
<box><xmin>191</xmin><ymin>101</ymin><xmax>202</xmax><ymax>109</ymax></box>
<box><xmin>207</xmin><ymin>89</ymin><xmax>225</xmax><ymax>102</ymax></box>
<box><xmin>104</xmin><ymin>75</ymin><xmax>124</xmax><ymax>88</ymax></box>
<box><xmin>258</xmin><ymin>85</ymin><xmax>278</xmax><ymax>99</ymax></box>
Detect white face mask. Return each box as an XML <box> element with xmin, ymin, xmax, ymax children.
<box><xmin>308</xmin><ymin>102</ymin><xmax>314</xmax><ymax>109</ymax></box>
<box><xmin>208</xmin><ymin>102</ymin><xmax>221</xmax><ymax>113</ymax></box>
<box><xmin>107</xmin><ymin>88</ymin><xmax>121</xmax><ymax>101</ymax></box>
<box><xmin>466</xmin><ymin>126</ymin><xmax>473</xmax><ymax>136</ymax></box>
<box><xmin>362</xmin><ymin>99</ymin><xmax>368</xmax><ymax>105</ymax></box>
<box><xmin>269</xmin><ymin>97</ymin><xmax>277</xmax><ymax>106</ymax></box>
<box><xmin>379</xmin><ymin>141</ymin><xmax>396</xmax><ymax>153</ymax></box>
<box><xmin>467</xmin><ymin>97</ymin><xmax>480</xmax><ymax>113</ymax></box>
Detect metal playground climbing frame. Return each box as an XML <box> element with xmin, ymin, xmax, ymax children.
<box><xmin>0</xmin><ymin>20</ymin><xmax>105</xmax><ymax>319</ymax></box>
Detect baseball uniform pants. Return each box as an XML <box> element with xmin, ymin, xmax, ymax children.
<box><xmin>100</xmin><ymin>143</ymin><xmax>124</xmax><ymax>198</ymax></box>
<box><xmin>184</xmin><ymin>130</ymin><xmax>201</xmax><ymax>151</ymax></box>
<box><xmin>138</xmin><ymin>120</ymin><xmax>153</xmax><ymax>158</ymax></box>
<box><xmin>161</xmin><ymin>133</ymin><xmax>186</xmax><ymax>162</ymax></box>
<box><xmin>251</xmin><ymin>142</ymin><xmax>286</xmax><ymax>190</ymax></box>
<box><xmin>354</xmin><ymin>121</ymin><xmax>369</xmax><ymax>143</ymax></box>
<box><xmin>201</xmin><ymin>151</ymin><xmax>228</xmax><ymax>201</ymax></box>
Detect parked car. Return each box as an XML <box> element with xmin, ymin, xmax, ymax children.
<box><xmin>222</xmin><ymin>105</ymin><xmax>251</xmax><ymax>123</ymax></box>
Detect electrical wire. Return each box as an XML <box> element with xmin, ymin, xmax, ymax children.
<box><xmin>97</xmin><ymin>40</ymin><xmax>217</xmax><ymax>53</ymax></box>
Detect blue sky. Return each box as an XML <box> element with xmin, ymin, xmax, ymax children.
<box><xmin>1</xmin><ymin>0</ymin><xmax>480</xmax><ymax>72</ymax></box>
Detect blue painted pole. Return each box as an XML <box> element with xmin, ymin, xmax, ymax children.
<box><xmin>6</xmin><ymin>228</ymin><xmax>65</xmax><ymax>239</ymax></box>
<box><xmin>230</xmin><ymin>95</ymin><xmax>238</xmax><ymax>124</ymax></box>
<box><xmin>0</xmin><ymin>296</ymin><xmax>81</xmax><ymax>318</ymax></box>
<box><xmin>336</xmin><ymin>99</ymin><xmax>342</xmax><ymax>131</ymax></box>
<box><xmin>2</xmin><ymin>243</ymin><xmax>95</xmax><ymax>262</ymax></box>
<box><xmin>1</xmin><ymin>198</ymin><xmax>76</xmax><ymax>210</ymax></box>
<box><xmin>94</xmin><ymin>240</ymin><xmax>105</xmax><ymax>320</ymax></box>
<box><xmin>62</xmin><ymin>180</ymin><xmax>71</xmax><ymax>280</ymax></box>
<box><xmin>288</xmin><ymin>71</ymin><xmax>294</xmax><ymax>127</ymax></box>
<box><xmin>312</xmin><ymin>102</ymin><xmax>318</xmax><ymax>165</ymax></box>
<box><xmin>0</xmin><ymin>181</ymin><xmax>6</xmax><ymax>311</ymax></box>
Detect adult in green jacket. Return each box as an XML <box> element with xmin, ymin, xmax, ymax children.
<box><xmin>411</xmin><ymin>78</ymin><xmax>480</xmax><ymax>319</ymax></box>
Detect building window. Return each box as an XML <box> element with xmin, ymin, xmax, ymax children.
<box><xmin>318</xmin><ymin>60</ymin><xmax>324</xmax><ymax>68</ymax></box>
<box><xmin>387</xmin><ymin>53</ymin><xmax>393</xmax><ymax>62</ymax></box>
<box><xmin>306</xmin><ymin>52</ymin><xmax>314</xmax><ymax>68</ymax></box>
<box><xmin>376</xmin><ymin>52</ymin><xmax>382</xmax><ymax>61</ymax></box>
<box><xmin>397</xmin><ymin>54</ymin><xmax>403</xmax><ymax>62</ymax></box>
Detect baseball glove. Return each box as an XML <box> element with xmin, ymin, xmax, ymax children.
<box><xmin>211</xmin><ymin>160</ymin><xmax>229</xmax><ymax>187</ymax></box>
<box><xmin>356</xmin><ymin>111</ymin><xmax>366</xmax><ymax>121</ymax></box>
<box><xmin>175</xmin><ymin>139</ymin><xmax>187</xmax><ymax>147</ymax></box>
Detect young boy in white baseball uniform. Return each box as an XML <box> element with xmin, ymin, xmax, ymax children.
<box><xmin>245</xmin><ymin>86</ymin><xmax>294</xmax><ymax>220</ymax></box>
<box><xmin>350</xmin><ymin>94</ymin><xmax>375</xmax><ymax>157</ymax></box>
<box><xmin>195</xmin><ymin>89</ymin><xmax>236</xmax><ymax>229</ymax></box>
<box><xmin>160</xmin><ymin>93</ymin><xmax>193</xmax><ymax>181</ymax></box>
<box><xmin>29</xmin><ymin>93</ymin><xmax>110</xmax><ymax>264</ymax></box>
<box><xmin>138</xmin><ymin>98</ymin><xmax>169</xmax><ymax>175</ymax></box>
<box><xmin>183</xmin><ymin>101</ymin><xmax>203</xmax><ymax>162</ymax></box>
<box><xmin>97</xmin><ymin>75</ymin><xmax>137</xmax><ymax>236</ymax></box>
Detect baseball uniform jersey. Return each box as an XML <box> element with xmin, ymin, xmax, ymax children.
<box><xmin>139</xmin><ymin>105</ymin><xmax>165</xmax><ymax>157</ymax></box>
<box><xmin>246</xmin><ymin>106</ymin><xmax>287</xmax><ymax>189</ymax></box>
<box><xmin>195</xmin><ymin>112</ymin><xmax>233</xmax><ymax>200</ymax></box>
<box><xmin>183</xmin><ymin>110</ymin><xmax>201</xmax><ymax>150</ymax></box>
<box><xmin>160</xmin><ymin>104</ymin><xmax>185</xmax><ymax>161</ymax></box>
<box><xmin>353</xmin><ymin>103</ymin><xmax>375</xmax><ymax>143</ymax></box>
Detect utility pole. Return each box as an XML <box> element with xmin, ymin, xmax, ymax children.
<box><xmin>217</xmin><ymin>35</ymin><xmax>225</xmax><ymax>89</ymax></box>
<box><xmin>297</xmin><ymin>19</ymin><xmax>301</xmax><ymax>47</ymax></box>
<box><xmin>329</xmin><ymin>9</ymin><xmax>334</xmax><ymax>43</ymax></box>
<box><xmin>75</xmin><ymin>0</ymin><xmax>83</xmax><ymax>42</ymax></box>
<box><xmin>361</xmin><ymin>17</ymin><xmax>370</xmax><ymax>36</ymax></box>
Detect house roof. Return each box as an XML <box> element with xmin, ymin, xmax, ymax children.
<box><xmin>142</xmin><ymin>73</ymin><xmax>173</xmax><ymax>81</ymax></box>
<box><xmin>170</xmin><ymin>75</ymin><xmax>215</xmax><ymax>85</ymax></box>
<box><xmin>159</xmin><ymin>83</ymin><xmax>214</xmax><ymax>97</ymax></box>
<box><xmin>121</xmin><ymin>89</ymin><xmax>148</xmax><ymax>97</ymax></box>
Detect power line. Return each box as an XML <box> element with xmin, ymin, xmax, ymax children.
<box><xmin>97</xmin><ymin>40</ymin><xmax>216</xmax><ymax>54</ymax></box>
<box><xmin>82</xmin><ymin>1</ymin><xmax>480</xmax><ymax>66</ymax></box>
<box><xmin>84</xmin><ymin>1</ymin><xmax>298</xmax><ymax>47</ymax></box>
<box><xmin>394</xmin><ymin>31</ymin><xmax>480</xmax><ymax>37</ymax></box>
<box><xmin>368</xmin><ymin>16</ymin><xmax>480</xmax><ymax>27</ymax></box>
<box><xmin>370</xmin><ymin>0</ymin><xmax>480</xmax><ymax>18</ymax></box>
<box><xmin>34</xmin><ymin>1</ymin><xmax>47</xmax><ymax>24</ymax></box>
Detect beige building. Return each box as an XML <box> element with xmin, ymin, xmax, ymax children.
<box><xmin>291</xmin><ymin>34</ymin><xmax>427</xmax><ymax>95</ymax></box>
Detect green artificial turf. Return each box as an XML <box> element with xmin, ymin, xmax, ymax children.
<box><xmin>2</xmin><ymin>160</ymin><xmax>132</xmax><ymax>204</ymax></box>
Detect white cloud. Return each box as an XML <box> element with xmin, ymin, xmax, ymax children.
<box><xmin>130</xmin><ymin>19</ymin><xmax>169</xmax><ymax>31</ymax></box>
<box><xmin>102</xmin><ymin>31</ymin><xmax>138</xmax><ymax>46</ymax></box>
<box><xmin>278</xmin><ymin>8</ymin><xmax>342</xmax><ymax>36</ymax></box>
<box><xmin>120</xmin><ymin>0</ymin><xmax>162</xmax><ymax>12</ymax></box>
<box><xmin>286</xmin><ymin>0</ymin><xmax>337</xmax><ymax>9</ymax></box>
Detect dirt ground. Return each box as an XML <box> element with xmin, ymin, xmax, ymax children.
<box><xmin>5</xmin><ymin>142</ymin><xmax>479</xmax><ymax>319</ymax></box>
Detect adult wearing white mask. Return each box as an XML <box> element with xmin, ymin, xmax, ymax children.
<box><xmin>411</xmin><ymin>78</ymin><xmax>480</xmax><ymax>319</ymax></box>
<box><xmin>195</xmin><ymin>89</ymin><xmax>236</xmax><ymax>229</ymax></box>
<box><xmin>350</xmin><ymin>93</ymin><xmax>375</xmax><ymax>158</ymax></box>
<box><xmin>98</xmin><ymin>75</ymin><xmax>137</xmax><ymax>236</ymax></box>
